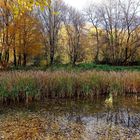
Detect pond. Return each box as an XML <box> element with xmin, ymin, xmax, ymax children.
<box><xmin>0</xmin><ymin>95</ymin><xmax>140</xmax><ymax>140</ymax></box>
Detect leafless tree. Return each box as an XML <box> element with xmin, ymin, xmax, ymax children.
<box><xmin>63</xmin><ymin>6</ymin><xmax>85</xmax><ymax>65</ymax></box>
<box><xmin>86</xmin><ymin>0</ymin><xmax>140</xmax><ymax>65</ymax></box>
<box><xmin>85</xmin><ymin>3</ymin><xmax>101</xmax><ymax>63</ymax></box>
<box><xmin>38</xmin><ymin>0</ymin><xmax>65</xmax><ymax>65</ymax></box>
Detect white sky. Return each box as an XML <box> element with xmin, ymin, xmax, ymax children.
<box><xmin>64</xmin><ymin>0</ymin><xmax>102</xmax><ymax>10</ymax></box>
<box><xmin>64</xmin><ymin>0</ymin><xmax>139</xmax><ymax>10</ymax></box>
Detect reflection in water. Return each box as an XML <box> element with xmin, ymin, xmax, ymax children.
<box><xmin>105</xmin><ymin>93</ymin><xmax>113</xmax><ymax>108</ymax></box>
<box><xmin>0</xmin><ymin>96</ymin><xmax>140</xmax><ymax>139</ymax></box>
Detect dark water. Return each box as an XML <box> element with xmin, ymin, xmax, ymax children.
<box><xmin>0</xmin><ymin>95</ymin><xmax>140</xmax><ymax>140</ymax></box>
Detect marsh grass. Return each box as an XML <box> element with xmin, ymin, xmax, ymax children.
<box><xmin>0</xmin><ymin>70</ymin><xmax>139</xmax><ymax>103</ymax></box>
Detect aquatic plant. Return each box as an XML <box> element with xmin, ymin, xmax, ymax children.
<box><xmin>0</xmin><ymin>70</ymin><xmax>139</xmax><ymax>103</ymax></box>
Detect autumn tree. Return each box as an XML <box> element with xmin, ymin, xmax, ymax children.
<box><xmin>0</xmin><ymin>0</ymin><xmax>14</xmax><ymax>64</ymax></box>
<box><xmin>0</xmin><ymin>0</ymin><xmax>140</xmax><ymax>68</ymax></box>
<box><xmin>0</xmin><ymin>0</ymin><xmax>49</xmax><ymax>68</ymax></box>
<box><xmin>13</xmin><ymin>12</ymin><xmax>43</xmax><ymax>66</ymax></box>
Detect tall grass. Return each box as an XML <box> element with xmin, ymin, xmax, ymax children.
<box><xmin>0</xmin><ymin>70</ymin><xmax>139</xmax><ymax>103</ymax></box>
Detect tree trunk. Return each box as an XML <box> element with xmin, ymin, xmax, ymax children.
<box><xmin>13</xmin><ymin>48</ymin><xmax>17</xmax><ymax>67</ymax></box>
<box><xmin>94</xmin><ymin>26</ymin><xmax>99</xmax><ymax>63</ymax></box>
<box><xmin>5</xmin><ymin>50</ymin><xmax>9</xmax><ymax>63</ymax></box>
<box><xmin>18</xmin><ymin>54</ymin><xmax>22</xmax><ymax>66</ymax></box>
<box><xmin>23</xmin><ymin>53</ymin><xmax>27</xmax><ymax>66</ymax></box>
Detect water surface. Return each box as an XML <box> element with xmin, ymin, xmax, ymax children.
<box><xmin>0</xmin><ymin>95</ymin><xmax>140</xmax><ymax>140</ymax></box>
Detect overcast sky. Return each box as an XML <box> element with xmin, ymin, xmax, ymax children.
<box><xmin>64</xmin><ymin>0</ymin><xmax>102</xmax><ymax>10</ymax></box>
<box><xmin>64</xmin><ymin>0</ymin><xmax>139</xmax><ymax>10</ymax></box>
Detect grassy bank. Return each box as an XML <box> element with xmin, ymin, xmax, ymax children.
<box><xmin>9</xmin><ymin>63</ymin><xmax>140</xmax><ymax>72</ymax></box>
<box><xmin>0</xmin><ymin>70</ymin><xmax>140</xmax><ymax>104</ymax></box>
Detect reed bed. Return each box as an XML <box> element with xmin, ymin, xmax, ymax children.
<box><xmin>0</xmin><ymin>70</ymin><xmax>139</xmax><ymax>103</ymax></box>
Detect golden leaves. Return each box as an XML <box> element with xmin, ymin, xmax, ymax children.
<box><xmin>0</xmin><ymin>114</ymin><xmax>47</xmax><ymax>140</ymax></box>
<box><xmin>0</xmin><ymin>111</ymin><xmax>84</xmax><ymax>140</ymax></box>
<box><xmin>53</xmin><ymin>11</ymin><xmax>60</xmax><ymax>15</ymax></box>
<box><xmin>0</xmin><ymin>0</ymin><xmax>50</xmax><ymax>18</ymax></box>
<box><xmin>17</xmin><ymin>0</ymin><xmax>49</xmax><ymax>11</ymax></box>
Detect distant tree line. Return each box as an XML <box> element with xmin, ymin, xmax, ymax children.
<box><xmin>0</xmin><ymin>0</ymin><xmax>140</xmax><ymax>68</ymax></box>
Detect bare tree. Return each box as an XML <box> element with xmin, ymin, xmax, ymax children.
<box><xmin>85</xmin><ymin>3</ymin><xmax>101</xmax><ymax>63</ymax></box>
<box><xmin>63</xmin><ymin>7</ymin><xmax>85</xmax><ymax>65</ymax></box>
<box><xmin>86</xmin><ymin>0</ymin><xmax>140</xmax><ymax>65</ymax></box>
<box><xmin>38</xmin><ymin>0</ymin><xmax>65</xmax><ymax>65</ymax></box>
<box><xmin>120</xmin><ymin>0</ymin><xmax>140</xmax><ymax>64</ymax></box>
